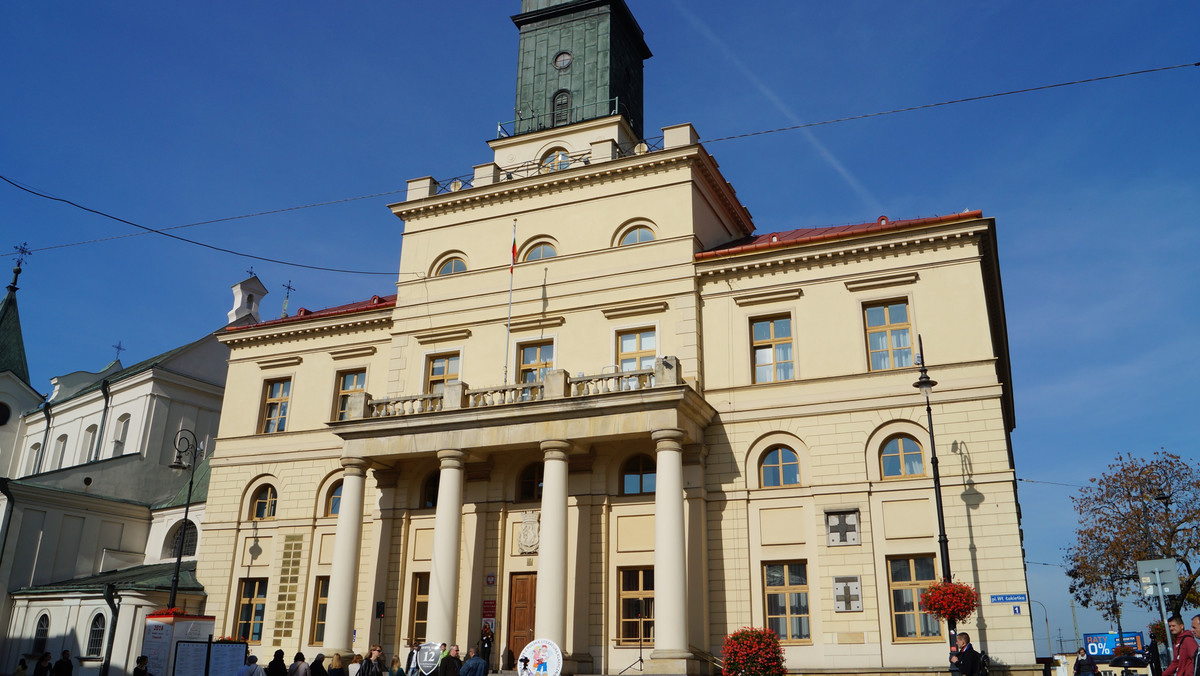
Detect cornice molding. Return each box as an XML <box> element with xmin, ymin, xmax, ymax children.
<box><xmin>509</xmin><ymin>315</ymin><xmax>566</xmax><ymax>332</ymax></box>
<box><xmin>600</xmin><ymin>300</ymin><xmax>669</xmax><ymax>319</ymax></box>
<box><xmin>257</xmin><ymin>356</ymin><xmax>302</xmax><ymax>369</ymax></box>
<box><xmin>221</xmin><ymin>313</ymin><xmax>393</xmax><ymax>347</ymax></box>
<box><xmin>844</xmin><ymin>272</ymin><xmax>919</xmax><ymax>292</ymax></box>
<box><xmin>732</xmin><ymin>288</ymin><xmax>803</xmax><ymax>307</ymax></box>
<box><xmin>413</xmin><ymin>328</ymin><xmax>472</xmax><ymax>344</ymax></box>
<box><xmin>330</xmin><ymin>346</ymin><xmax>377</xmax><ymax>360</ymax></box>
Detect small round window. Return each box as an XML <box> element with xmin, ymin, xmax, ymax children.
<box><xmin>554</xmin><ymin>51</ymin><xmax>572</xmax><ymax>69</ymax></box>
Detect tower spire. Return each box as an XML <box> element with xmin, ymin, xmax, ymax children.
<box><xmin>0</xmin><ymin>251</ymin><xmax>32</xmax><ymax>387</ymax></box>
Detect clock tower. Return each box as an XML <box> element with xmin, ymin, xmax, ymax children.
<box><xmin>511</xmin><ymin>0</ymin><xmax>652</xmax><ymax>138</ymax></box>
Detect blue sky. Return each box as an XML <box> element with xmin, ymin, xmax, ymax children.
<box><xmin>3</xmin><ymin>1</ymin><xmax>1197</xmax><ymax>654</ymax></box>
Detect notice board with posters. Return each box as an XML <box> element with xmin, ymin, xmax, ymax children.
<box><xmin>173</xmin><ymin>640</ymin><xmax>247</xmax><ymax>676</ymax></box>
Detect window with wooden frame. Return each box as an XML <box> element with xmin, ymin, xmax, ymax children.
<box><xmin>618</xmin><ymin>226</ymin><xmax>654</xmax><ymax>246</ymax></box>
<box><xmin>259</xmin><ymin>378</ymin><xmax>291</xmax><ymax>433</ymax></box>
<box><xmin>235</xmin><ymin>578</ymin><xmax>269</xmax><ymax>643</ymax></box>
<box><xmin>409</xmin><ymin>572</ymin><xmax>430</xmax><ymax>644</ymax></box>
<box><xmin>864</xmin><ymin>301</ymin><xmax>913</xmax><ymax>371</ymax></box>
<box><xmin>251</xmin><ymin>485</ymin><xmax>278</xmax><ymax>521</ymax></box>
<box><xmin>751</xmin><ymin>316</ymin><xmax>794</xmax><ymax>383</ymax></box>
<box><xmin>887</xmin><ymin>555</ymin><xmax>941</xmax><ymax>641</ymax></box>
<box><xmin>311</xmin><ymin>576</ymin><xmax>330</xmax><ymax>645</ymax></box>
<box><xmin>518</xmin><ymin>341</ymin><xmax>554</xmax><ymax>383</ymax></box>
<box><xmin>760</xmin><ymin>446</ymin><xmax>801</xmax><ymax>487</ymax></box>
<box><xmin>621</xmin><ymin>454</ymin><xmax>656</xmax><ymax>495</ymax></box>
<box><xmin>325</xmin><ymin>482</ymin><xmax>342</xmax><ymax>516</ymax></box>
<box><xmin>523</xmin><ymin>243</ymin><xmax>556</xmax><ymax>262</ymax></box>
<box><xmin>617</xmin><ymin>328</ymin><xmax>655</xmax><ymax>372</ymax></box>
<box><xmin>332</xmin><ymin>369</ymin><xmax>367</xmax><ymax>421</ymax></box>
<box><xmin>881</xmin><ymin>435</ymin><xmax>925</xmax><ymax>478</ymax></box>
<box><xmin>617</xmin><ymin>567</ymin><xmax>654</xmax><ymax>646</ymax></box>
<box><xmin>517</xmin><ymin>463</ymin><xmax>544</xmax><ymax>502</ymax></box>
<box><xmin>763</xmin><ymin>562</ymin><xmax>810</xmax><ymax>643</ymax></box>
<box><xmin>425</xmin><ymin>353</ymin><xmax>460</xmax><ymax>395</ymax></box>
<box><xmin>435</xmin><ymin>257</ymin><xmax>467</xmax><ymax>276</ymax></box>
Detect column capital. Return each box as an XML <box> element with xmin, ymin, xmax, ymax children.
<box><xmin>437</xmin><ymin>449</ymin><xmax>465</xmax><ymax>469</ymax></box>
<box><xmin>651</xmin><ymin>428</ymin><xmax>685</xmax><ymax>449</ymax></box>
<box><xmin>540</xmin><ymin>439</ymin><xmax>572</xmax><ymax>461</ymax></box>
<box><xmin>340</xmin><ymin>457</ymin><xmax>369</xmax><ymax>476</ymax></box>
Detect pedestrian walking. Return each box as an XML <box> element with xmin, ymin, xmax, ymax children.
<box><xmin>1164</xmin><ymin>615</ymin><xmax>1197</xmax><ymax>676</ymax></box>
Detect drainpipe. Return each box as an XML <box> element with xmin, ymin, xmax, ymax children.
<box><xmin>0</xmin><ymin>479</ymin><xmax>13</xmax><ymax>575</ymax></box>
<box><xmin>94</xmin><ymin>380</ymin><xmax>112</xmax><ymax>462</ymax></box>
<box><xmin>100</xmin><ymin>583</ymin><xmax>120</xmax><ymax>676</ymax></box>
<box><xmin>38</xmin><ymin>403</ymin><xmax>52</xmax><ymax>473</ymax></box>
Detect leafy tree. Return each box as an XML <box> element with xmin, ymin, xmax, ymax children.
<box><xmin>1065</xmin><ymin>451</ymin><xmax>1199</xmax><ymax>619</ymax></box>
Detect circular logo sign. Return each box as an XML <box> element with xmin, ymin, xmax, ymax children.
<box><xmin>517</xmin><ymin>639</ymin><xmax>562</xmax><ymax>676</ymax></box>
<box><xmin>417</xmin><ymin>642</ymin><xmax>442</xmax><ymax>676</ymax></box>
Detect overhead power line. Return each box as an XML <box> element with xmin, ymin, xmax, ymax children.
<box><xmin>1017</xmin><ymin>477</ymin><xmax>1088</xmax><ymax>489</ymax></box>
<box><xmin>2</xmin><ymin>61</ymin><xmax>1195</xmax><ymax>273</ymax></box>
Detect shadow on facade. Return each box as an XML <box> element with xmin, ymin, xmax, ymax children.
<box><xmin>953</xmin><ymin>440</ymin><xmax>988</xmax><ymax>648</ymax></box>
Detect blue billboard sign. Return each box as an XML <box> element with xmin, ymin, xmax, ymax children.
<box><xmin>1083</xmin><ymin>632</ymin><xmax>1145</xmax><ymax>656</ymax></box>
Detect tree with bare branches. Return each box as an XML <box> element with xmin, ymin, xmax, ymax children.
<box><xmin>1066</xmin><ymin>450</ymin><xmax>1199</xmax><ymax>623</ymax></box>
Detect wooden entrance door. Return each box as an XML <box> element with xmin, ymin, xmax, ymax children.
<box><xmin>507</xmin><ymin>573</ymin><xmax>537</xmax><ymax>668</ymax></box>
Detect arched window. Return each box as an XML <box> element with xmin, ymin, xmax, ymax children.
<box><xmin>86</xmin><ymin>613</ymin><xmax>106</xmax><ymax>656</ymax></box>
<box><xmin>167</xmin><ymin>520</ymin><xmax>198</xmax><ymax>558</ymax></box>
<box><xmin>881</xmin><ymin>435</ymin><xmax>924</xmax><ymax>478</ymax></box>
<box><xmin>33</xmin><ymin>613</ymin><xmax>49</xmax><ymax>653</ymax></box>
<box><xmin>435</xmin><ymin>257</ymin><xmax>467</xmax><ymax>276</ymax></box>
<box><xmin>619</xmin><ymin>226</ymin><xmax>655</xmax><ymax>246</ymax></box>
<box><xmin>621</xmin><ymin>454</ymin><xmax>656</xmax><ymax>495</ymax></box>
<box><xmin>541</xmin><ymin>148</ymin><xmax>571</xmax><ymax>173</ymax></box>
<box><xmin>325</xmin><ymin>482</ymin><xmax>342</xmax><ymax>517</ymax></box>
<box><xmin>517</xmin><ymin>463</ymin><xmax>544</xmax><ymax>502</ymax></box>
<box><xmin>422</xmin><ymin>472</ymin><xmax>440</xmax><ymax>509</ymax></box>
<box><xmin>524</xmin><ymin>243</ymin><xmax>557</xmax><ymax>262</ymax></box>
<box><xmin>28</xmin><ymin>443</ymin><xmax>43</xmax><ymax>475</ymax></box>
<box><xmin>760</xmin><ymin>446</ymin><xmax>801</xmax><ymax>487</ymax></box>
<box><xmin>552</xmin><ymin>90</ymin><xmax>571</xmax><ymax>126</ymax></box>
<box><xmin>251</xmin><ymin>485</ymin><xmax>278</xmax><ymax>520</ymax></box>
<box><xmin>113</xmin><ymin>413</ymin><xmax>131</xmax><ymax>456</ymax></box>
<box><xmin>83</xmin><ymin>424</ymin><xmax>99</xmax><ymax>462</ymax></box>
<box><xmin>54</xmin><ymin>435</ymin><xmax>68</xmax><ymax>468</ymax></box>
<box><xmin>0</xmin><ymin>402</ymin><xmax>10</xmax><ymax>426</ymax></box>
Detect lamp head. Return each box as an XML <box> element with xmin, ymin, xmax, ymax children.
<box><xmin>169</xmin><ymin>453</ymin><xmax>188</xmax><ymax>474</ymax></box>
<box><xmin>913</xmin><ymin>371</ymin><xmax>937</xmax><ymax>398</ymax></box>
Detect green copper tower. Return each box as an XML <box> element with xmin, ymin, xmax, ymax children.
<box><xmin>511</xmin><ymin>0</ymin><xmax>652</xmax><ymax>137</ymax></box>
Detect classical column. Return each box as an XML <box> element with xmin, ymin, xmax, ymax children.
<box><xmin>535</xmin><ymin>440</ymin><xmax>570</xmax><ymax>646</ymax></box>
<box><xmin>427</xmin><ymin>450</ymin><xmax>465</xmax><ymax>644</ymax></box>
<box><xmin>651</xmin><ymin>429</ymin><xmax>692</xmax><ymax>660</ymax></box>
<box><xmin>326</xmin><ymin>458</ymin><xmax>368</xmax><ymax>654</ymax></box>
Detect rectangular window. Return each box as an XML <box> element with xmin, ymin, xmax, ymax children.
<box><xmin>518</xmin><ymin>341</ymin><xmax>554</xmax><ymax>383</ymax></box>
<box><xmin>333</xmin><ymin>369</ymin><xmax>367</xmax><ymax>421</ymax></box>
<box><xmin>311</xmin><ymin>576</ymin><xmax>330</xmax><ymax>645</ymax></box>
<box><xmin>751</xmin><ymin>316</ymin><xmax>794</xmax><ymax>383</ymax></box>
<box><xmin>409</xmin><ymin>572</ymin><xmax>430</xmax><ymax>643</ymax></box>
<box><xmin>260</xmin><ymin>379</ymin><xmax>291</xmax><ymax>433</ymax></box>
<box><xmin>888</xmin><ymin>556</ymin><xmax>941</xmax><ymax>641</ymax></box>
<box><xmin>763</xmin><ymin>562</ymin><xmax>810</xmax><ymax>642</ymax></box>
<box><xmin>617</xmin><ymin>329</ymin><xmax>656</xmax><ymax>372</ymax></box>
<box><xmin>425</xmin><ymin>353</ymin><xmax>460</xmax><ymax>395</ymax></box>
<box><xmin>617</xmin><ymin>567</ymin><xmax>654</xmax><ymax>646</ymax></box>
<box><xmin>864</xmin><ymin>301</ymin><xmax>913</xmax><ymax>371</ymax></box>
<box><xmin>235</xmin><ymin>578</ymin><xmax>269</xmax><ymax>643</ymax></box>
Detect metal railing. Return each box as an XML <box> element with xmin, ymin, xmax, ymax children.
<box><xmin>497</xmin><ymin>97</ymin><xmax>625</xmax><ymax>138</ymax></box>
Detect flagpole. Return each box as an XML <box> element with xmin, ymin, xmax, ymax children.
<box><xmin>503</xmin><ymin>219</ymin><xmax>517</xmax><ymax>384</ymax></box>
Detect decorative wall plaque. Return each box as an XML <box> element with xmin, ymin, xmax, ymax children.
<box><xmin>518</xmin><ymin>510</ymin><xmax>540</xmax><ymax>554</ymax></box>
<box><xmin>826</xmin><ymin>510</ymin><xmax>860</xmax><ymax>546</ymax></box>
<box><xmin>833</xmin><ymin>576</ymin><xmax>863</xmax><ymax>612</ymax></box>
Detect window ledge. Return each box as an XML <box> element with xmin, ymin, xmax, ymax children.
<box><xmin>257</xmin><ymin>355</ymin><xmax>302</xmax><ymax>368</ymax></box>
<box><xmin>414</xmin><ymin>328</ymin><xmax>472</xmax><ymax>344</ymax></box>
<box><xmin>601</xmin><ymin>301</ymin><xmax>668</xmax><ymax>319</ymax></box>
<box><xmin>330</xmin><ymin>346</ymin><xmax>377</xmax><ymax>360</ymax></box>
<box><xmin>509</xmin><ymin>315</ymin><xmax>565</xmax><ymax>332</ymax></box>
<box><xmin>733</xmin><ymin>288</ymin><xmax>802</xmax><ymax>306</ymax></box>
<box><xmin>844</xmin><ymin>272</ymin><xmax>919</xmax><ymax>291</ymax></box>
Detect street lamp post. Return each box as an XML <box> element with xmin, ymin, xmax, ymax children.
<box><xmin>167</xmin><ymin>429</ymin><xmax>203</xmax><ymax>610</ymax></box>
<box><xmin>913</xmin><ymin>336</ymin><xmax>956</xmax><ymax>653</ymax></box>
<box><xmin>1030</xmin><ymin>599</ymin><xmax>1052</xmax><ymax>658</ymax></box>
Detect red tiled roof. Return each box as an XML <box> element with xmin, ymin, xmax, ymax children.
<box><xmin>694</xmin><ymin>211</ymin><xmax>984</xmax><ymax>261</ymax></box>
<box><xmin>225</xmin><ymin>294</ymin><xmax>397</xmax><ymax>332</ymax></box>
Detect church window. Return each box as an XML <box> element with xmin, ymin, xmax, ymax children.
<box><xmin>168</xmin><ymin>519</ymin><xmax>198</xmax><ymax>557</ymax></box>
<box><xmin>409</xmin><ymin>572</ymin><xmax>430</xmax><ymax>643</ymax></box>
<box><xmin>333</xmin><ymin>369</ymin><xmax>367</xmax><ymax>421</ymax></box>
<box><xmin>618</xmin><ymin>226</ymin><xmax>654</xmax><ymax>246</ymax></box>
<box><xmin>236</xmin><ymin>578</ymin><xmax>269</xmax><ymax>643</ymax></box>
<box><xmin>517</xmin><ymin>462</ymin><xmax>544</xmax><ymax>502</ymax></box>
<box><xmin>552</xmin><ymin>90</ymin><xmax>571</xmax><ymax>126</ymax></box>
<box><xmin>425</xmin><ymin>352</ymin><xmax>460</xmax><ymax>395</ymax></box>
<box><xmin>112</xmin><ymin>414</ymin><xmax>131</xmax><ymax>456</ymax></box>
<box><xmin>28</xmin><ymin>443</ymin><xmax>43</xmax><ymax>475</ymax></box>
<box><xmin>259</xmin><ymin>378</ymin><xmax>291</xmax><ymax>434</ymax></box>
<box><xmin>763</xmin><ymin>562</ymin><xmax>810</xmax><ymax>643</ymax></box>
<box><xmin>751</xmin><ymin>316</ymin><xmax>794</xmax><ymax>383</ymax></box>
<box><xmin>422</xmin><ymin>472</ymin><xmax>439</xmax><ymax>509</ymax></box>
<box><xmin>86</xmin><ymin>613</ymin><xmax>106</xmax><ymax>656</ymax></box>
<box><xmin>251</xmin><ymin>485</ymin><xmax>278</xmax><ymax>521</ymax></box>
<box><xmin>325</xmin><ymin>482</ymin><xmax>342</xmax><ymax>516</ymax></box>
<box><xmin>54</xmin><ymin>434</ymin><xmax>68</xmax><ymax>468</ymax></box>
<box><xmin>864</xmin><ymin>301</ymin><xmax>913</xmax><ymax>371</ymax></box>
<box><xmin>881</xmin><ymin>435</ymin><xmax>924</xmax><ymax>478</ymax></box>
<box><xmin>888</xmin><ymin>555</ymin><xmax>941</xmax><ymax>641</ymax></box>
<box><xmin>83</xmin><ymin>424</ymin><xmax>99</xmax><ymax>462</ymax></box>
<box><xmin>760</xmin><ymin>446</ymin><xmax>800</xmax><ymax>487</ymax></box>
<box><xmin>524</xmin><ymin>242</ymin><xmax>557</xmax><ymax>262</ymax></box>
<box><xmin>33</xmin><ymin>613</ymin><xmax>50</xmax><ymax>653</ymax></box>
<box><xmin>617</xmin><ymin>567</ymin><xmax>654</xmax><ymax>646</ymax></box>
<box><xmin>621</xmin><ymin>454</ymin><xmax>655</xmax><ymax>495</ymax></box>
<box><xmin>541</xmin><ymin>148</ymin><xmax>571</xmax><ymax>172</ymax></box>
<box><xmin>311</xmin><ymin>576</ymin><xmax>330</xmax><ymax>645</ymax></box>
<box><xmin>0</xmin><ymin>402</ymin><xmax>9</xmax><ymax>426</ymax></box>
<box><xmin>435</xmin><ymin>257</ymin><xmax>467</xmax><ymax>276</ymax></box>
<box><xmin>518</xmin><ymin>341</ymin><xmax>554</xmax><ymax>383</ymax></box>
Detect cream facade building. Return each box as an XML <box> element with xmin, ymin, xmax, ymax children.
<box><xmin>198</xmin><ymin>1</ymin><xmax>1035</xmax><ymax>675</ymax></box>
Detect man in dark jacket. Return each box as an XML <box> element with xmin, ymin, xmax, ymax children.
<box><xmin>459</xmin><ymin>649</ymin><xmax>486</xmax><ymax>676</ymax></box>
<box><xmin>437</xmin><ymin>645</ymin><xmax>462</xmax><ymax>676</ymax></box>
<box><xmin>950</xmin><ymin>632</ymin><xmax>981</xmax><ymax>676</ymax></box>
<box><xmin>267</xmin><ymin>650</ymin><xmax>288</xmax><ymax>676</ymax></box>
<box><xmin>51</xmin><ymin>651</ymin><xmax>73</xmax><ymax>676</ymax></box>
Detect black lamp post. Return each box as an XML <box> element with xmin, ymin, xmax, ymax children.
<box><xmin>913</xmin><ymin>336</ymin><xmax>956</xmax><ymax>651</ymax></box>
<box><xmin>167</xmin><ymin>429</ymin><xmax>202</xmax><ymax>610</ymax></box>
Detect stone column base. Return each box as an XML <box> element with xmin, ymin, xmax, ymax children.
<box><xmin>645</xmin><ymin>650</ymin><xmax>698</xmax><ymax>675</ymax></box>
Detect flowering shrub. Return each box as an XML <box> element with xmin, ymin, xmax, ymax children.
<box><xmin>1113</xmin><ymin>646</ymin><xmax>1135</xmax><ymax>657</ymax></box>
<box><xmin>722</xmin><ymin>627</ymin><xmax>784</xmax><ymax>676</ymax></box>
<box><xmin>151</xmin><ymin>607</ymin><xmax>186</xmax><ymax>616</ymax></box>
<box><xmin>1149</xmin><ymin>620</ymin><xmax>1166</xmax><ymax>644</ymax></box>
<box><xmin>919</xmin><ymin>580</ymin><xmax>979</xmax><ymax>623</ymax></box>
<box><xmin>214</xmin><ymin>636</ymin><xmax>244</xmax><ymax>643</ymax></box>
